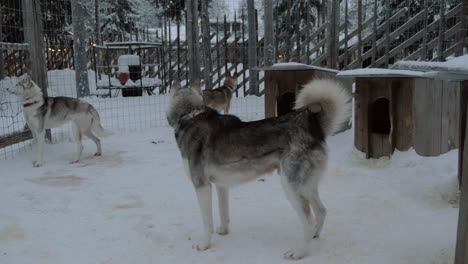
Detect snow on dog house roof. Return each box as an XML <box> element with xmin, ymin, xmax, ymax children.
<box><xmin>337</xmin><ymin>68</ymin><xmax>426</xmax><ymax>78</ymax></box>
<box><xmin>256</xmin><ymin>62</ymin><xmax>338</xmax><ymax>73</ymax></box>
<box><xmin>391</xmin><ymin>55</ymin><xmax>468</xmax><ymax>81</ymax></box>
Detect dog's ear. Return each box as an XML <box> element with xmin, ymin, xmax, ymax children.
<box><xmin>226</xmin><ymin>72</ymin><xmax>232</xmax><ymax>78</ymax></box>
<box><xmin>171</xmin><ymin>80</ymin><xmax>181</xmax><ymax>92</ymax></box>
<box><xmin>23</xmin><ymin>73</ymin><xmax>31</xmax><ymax>82</ymax></box>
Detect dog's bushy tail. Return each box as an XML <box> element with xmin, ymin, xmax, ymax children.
<box><xmin>294</xmin><ymin>79</ymin><xmax>351</xmax><ymax>136</ymax></box>
<box><xmin>88</xmin><ymin>106</ymin><xmax>113</xmax><ymax>137</ymax></box>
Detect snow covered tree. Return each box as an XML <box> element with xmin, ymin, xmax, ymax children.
<box><xmin>100</xmin><ymin>0</ymin><xmax>139</xmax><ymax>40</ymax></box>
<box><xmin>208</xmin><ymin>0</ymin><xmax>227</xmax><ymax>19</ymax></box>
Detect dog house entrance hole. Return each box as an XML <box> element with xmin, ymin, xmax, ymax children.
<box><xmin>277</xmin><ymin>92</ymin><xmax>296</xmax><ymax>116</ymax></box>
<box><xmin>370</xmin><ymin>97</ymin><xmax>391</xmax><ymax>135</ymax></box>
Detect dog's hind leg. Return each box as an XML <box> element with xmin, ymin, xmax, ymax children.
<box><xmin>71</xmin><ymin>124</ymin><xmax>83</xmax><ymax>163</ymax></box>
<box><xmin>279</xmin><ymin>165</ymin><xmax>315</xmax><ymax>260</ymax></box>
<box><xmin>193</xmin><ymin>184</ymin><xmax>214</xmax><ymax>251</ymax></box>
<box><xmin>83</xmin><ymin>129</ymin><xmax>102</xmax><ymax>156</ymax></box>
<box><xmin>308</xmin><ymin>183</ymin><xmax>326</xmax><ymax>239</ymax></box>
<box><xmin>216</xmin><ymin>185</ymin><xmax>229</xmax><ymax>235</ymax></box>
<box><xmin>183</xmin><ymin>159</ymin><xmax>214</xmax><ymax>251</ymax></box>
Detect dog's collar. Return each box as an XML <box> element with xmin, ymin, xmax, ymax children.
<box><xmin>23</xmin><ymin>101</ymin><xmax>38</xmax><ymax>107</ymax></box>
<box><xmin>225</xmin><ymin>83</ymin><xmax>235</xmax><ymax>91</ymax></box>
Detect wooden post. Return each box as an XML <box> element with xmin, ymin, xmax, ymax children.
<box><xmin>247</xmin><ymin>0</ymin><xmax>258</xmax><ymax>95</ymax></box>
<box><xmin>305</xmin><ymin>0</ymin><xmax>311</xmax><ymax>65</ymax></box>
<box><xmin>274</xmin><ymin>2</ymin><xmax>279</xmax><ymax>63</ymax></box>
<box><xmin>0</xmin><ymin>7</ymin><xmax>3</xmax><ymax>80</ymax></box>
<box><xmin>223</xmin><ymin>15</ymin><xmax>228</xmax><ymax>75</ymax></box>
<box><xmin>327</xmin><ymin>0</ymin><xmax>340</xmax><ymax>69</ymax></box>
<box><xmin>437</xmin><ymin>0</ymin><xmax>446</xmax><ymax>61</ymax></box>
<box><xmin>371</xmin><ymin>0</ymin><xmax>377</xmax><ymax>66</ymax></box>
<box><xmin>22</xmin><ymin>0</ymin><xmax>48</xmax><ymax>94</ymax></box>
<box><xmin>71</xmin><ymin>0</ymin><xmax>90</xmax><ymax>97</ymax></box>
<box><xmin>177</xmin><ymin>20</ymin><xmax>181</xmax><ymax>81</ymax></box>
<box><xmin>264</xmin><ymin>0</ymin><xmax>274</xmax><ymax>67</ymax></box>
<box><xmin>216</xmin><ymin>16</ymin><xmax>221</xmax><ymax>88</ymax></box>
<box><xmin>241</xmin><ymin>11</ymin><xmax>247</xmax><ymax>95</ymax></box>
<box><xmin>344</xmin><ymin>0</ymin><xmax>349</xmax><ymax>69</ymax></box>
<box><xmin>201</xmin><ymin>0</ymin><xmax>212</xmax><ymax>89</ymax></box>
<box><xmin>456</xmin><ymin>100</ymin><xmax>468</xmax><ymax>264</ymax></box>
<box><xmin>422</xmin><ymin>0</ymin><xmax>429</xmax><ymax>60</ymax></box>
<box><xmin>357</xmin><ymin>0</ymin><xmax>363</xmax><ymax>68</ymax></box>
<box><xmin>384</xmin><ymin>0</ymin><xmax>390</xmax><ymax>67</ymax></box>
<box><xmin>456</xmin><ymin>0</ymin><xmax>467</xmax><ymax>56</ymax></box>
<box><xmin>22</xmin><ymin>0</ymin><xmax>50</xmax><ymax>140</ymax></box>
<box><xmin>285</xmin><ymin>0</ymin><xmax>291</xmax><ymax>62</ymax></box>
<box><xmin>186</xmin><ymin>0</ymin><xmax>201</xmax><ymax>85</ymax></box>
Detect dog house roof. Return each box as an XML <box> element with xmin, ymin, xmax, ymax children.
<box><xmin>337</xmin><ymin>68</ymin><xmax>426</xmax><ymax>78</ymax></box>
<box><xmin>256</xmin><ymin>62</ymin><xmax>338</xmax><ymax>73</ymax></box>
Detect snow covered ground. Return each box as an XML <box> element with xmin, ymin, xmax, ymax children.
<box><xmin>0</xmin><ymin>127</ymin><xmax>459</xmax><ymax>264</ymax></box>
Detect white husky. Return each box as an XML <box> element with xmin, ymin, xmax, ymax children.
<box><xmin>7</xmin><ymin>74</ymin><xmax>112</xmax><ymax>167</ymax></box>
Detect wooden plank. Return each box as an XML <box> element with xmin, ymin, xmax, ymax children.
<box><xmin>455</xmin><ymin>101</ymin><xmax>468</xmax><ymax>264</ymax></box>
<box><xmin>440</xmin><ymin>81</ymin><xmax>459</xmax><ymax>153</ymax></box>
<box><xmin>413</xmin><ymin>78</ymin><xmax>442</xmax><ymax>156</ymax></box>
<box><xmin>354</xmin><ymin>78</ymin><xmax>369</xmax><ymax>154</ymax></box>
<box><xmin>0</xmin><ymin>130</ymin><xmax>33</xmax><ymax>149</ymax></box>
<box><xmin>392</xmin><ymin>78</ymin><xmax>414</xmax><ymax>151</ymax></box>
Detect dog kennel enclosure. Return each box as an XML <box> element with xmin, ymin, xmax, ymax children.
<box><xmin>339</xmin><ymin>69</ymin><xmax>463</xmax><ymax>159</ymax></box>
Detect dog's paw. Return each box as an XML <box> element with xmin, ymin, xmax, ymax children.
<box><xmin>33</xmin><ymin>161</ymin><xmax>43</xmax><ymax>167</ymax></box>
<box><xmin>94</xmin><ymin>152</ymin><xmax>102</xmax><ymax>156</ymax></box>
<box><xmin>69</xmin><ymin>160</ymin><xmax>80</xmax><ymax>164</ymax></box>
<box><xmin>283</xmin><ymin>249</ymin><xmax>306</xmax><ymax>260</ymax></box>
<box><xmin>216</xmin><ymin>226</ymin><xmax>229</xmax><ymax>235</ymax></box>
<box><xmin>192</xmin><ymin>241</ymin><xmax>211</xmax><ymax>251</ymax></box>
<box><xmin>313</xmin><ymin>233</ymin><xmax>320</xmax><ymax>239</ymax></box>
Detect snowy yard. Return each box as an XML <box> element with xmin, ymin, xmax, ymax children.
<box><xmin>0</xmin><ymin>127</ymin><xmax>459</xmax><ymax>264</ymax></box>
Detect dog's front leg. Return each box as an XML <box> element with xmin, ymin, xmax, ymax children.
<box><xmin>193</xmin><ymin>184</ymin><xmax>214</xmax><ymax>251</ymax></box>
<box><xmin>216</xmin><ymin>185</ymin><xmax>229</xmax><ymax>235</ymax></box>
<box><xmin>33</xmin><ymin>130</ymin><xmax>45</xmax><ymax>167</ymax></box>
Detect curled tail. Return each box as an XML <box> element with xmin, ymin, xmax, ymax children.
<box><xmin>88</xmin><ymin>106</ymin><xmax>113</xmax><ymax>137</ymax></box>
<box><xmin>295</xmin><ymin>79</ymin><xmax>351</xmax><ymax>136</ymax></box>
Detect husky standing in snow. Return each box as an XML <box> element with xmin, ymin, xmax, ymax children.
<box><xmin>7</xmin><ymin>74</ymin><xmax>112</xmax><ymax>167</ymax></box>
<box><xmin>202</xmin><ymin>73</ymin><xmax>237</xmax><ymax>113</ymax></box>
<box><xmin>167</xmin><ymin>79</ymin><xmax>350</xmax><ymax>260</ymax></box>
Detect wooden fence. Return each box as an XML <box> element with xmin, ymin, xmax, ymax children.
<box><xmin>153</xmin><ymin>0</ymin><xmax>466</xmax><ymax>96</ymax></box>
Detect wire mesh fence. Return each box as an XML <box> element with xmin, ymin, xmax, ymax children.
<box><xmin>0</xmin><ymin>0</ymin><xmax>467</xmax><ymax>159</ymax></box>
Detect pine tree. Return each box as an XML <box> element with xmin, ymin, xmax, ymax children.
<box><xmin>100</xmin><ymin>0</ymin><xmax>139</xmax><ymax>40</ymax></box>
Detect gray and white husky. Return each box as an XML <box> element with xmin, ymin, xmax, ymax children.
<box><xmin>7</xmin><ymin>74</ymin><xmax>112</xmax><ymax>167</ymax></box>
<box><xmin>167</xmin><ymin>79</ymin><xmax>350</xmax><ymax>260</ymax></box>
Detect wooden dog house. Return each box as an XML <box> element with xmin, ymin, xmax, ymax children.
<box><xmin>338</xmin><ymin>69</ymin><xmax>461</xmax><ymax>158</ymax></box>
<box><xmin>260</xmin><ymin>63</ymin><xmax>352</xmax><ymax>133</ymax></box>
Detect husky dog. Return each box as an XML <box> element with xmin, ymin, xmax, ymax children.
<box><xmin>7</xmin><ymin>74</ymin><xmax>112</xmax><ymax>167</ymax></box>
<box><xmin>167</xmin><ymin>79</ymin><xmax>350</xmax><ymax>260</ymax></box>
<box><xmin>202</xmin><ymin>74</ymin><xmax>237</xmax><ymax>113</ymax></box>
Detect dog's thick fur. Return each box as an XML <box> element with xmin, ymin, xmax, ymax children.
<box><xmin>7</xmin><ymin>74</ymin><xmax>112</xmax><ymax>167</ymax></box>
<box><xmin>167</xmin><ymin>79</ymin><xmax>350</xmax><ymax>260</ymax></box>
<box><xmin>202</xmin><ymin>75</ymin><xmax>237</xmax><ymax>113</ymax></box>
